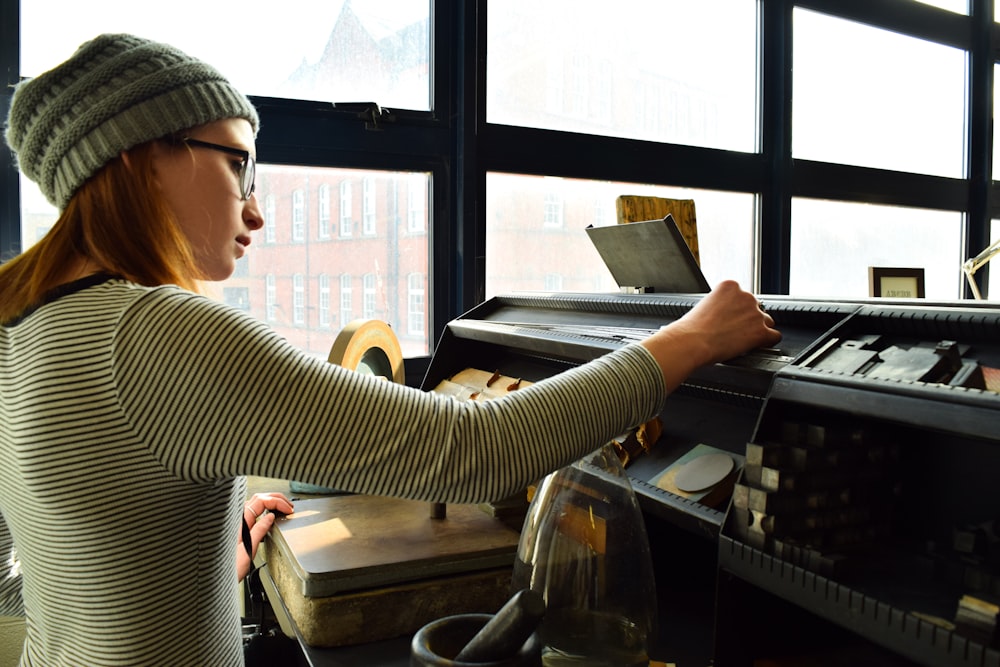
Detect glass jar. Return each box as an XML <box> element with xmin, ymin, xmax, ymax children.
<box><xmin>511</xmin><ymin>444</ymin><xmax>657</xmax><ymax>666</ymax></box>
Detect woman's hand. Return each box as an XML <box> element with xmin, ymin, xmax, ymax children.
<box><xmin>237</xmin><ymin>492</ymin><xmax>295</xmax><ymax>582</ymax></box>
<box><xmin>641</xmin><ymin>280</ymin><xmax>782</xmax><ymax>392</ymax></box>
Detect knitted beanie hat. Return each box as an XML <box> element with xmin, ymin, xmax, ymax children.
<box><xmin>4</xmin><ymin>33</ymin><xmax>260</xmax><ymax>210</ymax></box>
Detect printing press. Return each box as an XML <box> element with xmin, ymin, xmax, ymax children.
<box><xmin>262</xmin><ymin>286</ymin><xmax>1000</xmax><ymax>665</ymax></box>
<box><xmin>425</xmin><ymin>291</ymin><xmax>1000</xmax><ymax>666</ymax></box>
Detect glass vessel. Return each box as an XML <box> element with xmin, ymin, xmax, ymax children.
<box><xmin>511</xmin><ymin>444</ymin><xmax>657</xmax><ymax>666</ymax></box>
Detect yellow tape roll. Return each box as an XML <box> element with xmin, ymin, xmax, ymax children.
<box><xmin>328</xmin><ymin>319</ymin><xmax>405</xmax><ymax>384</ymax></box>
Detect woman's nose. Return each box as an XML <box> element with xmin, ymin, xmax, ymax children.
<box><xmin>244</xmin><ymin>193</ymin><xmax>264</xmax><ymax>230</ymax></box>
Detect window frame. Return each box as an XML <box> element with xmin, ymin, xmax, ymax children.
<box><xmin>3</xmin><ymin>0</ymin><xmax>999</xmax><ymax>378</ymax></box>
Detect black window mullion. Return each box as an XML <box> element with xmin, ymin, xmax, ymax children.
<box><xmin>450</xmin><ymin>0</ymin><xmax>484</xmax><ymax>318</ymax></box>
<box><xmin>0</xmin><ymin>0</ymin><xmax>20</xmax><ymax>262</ymax></box>
<box><xmin>796</xmin><ymin>0</ymin><xmax>970</xmax><ymax>50</ymax></box>
<box><xmin>967</xmin><ymin>0</ymin><xmax>995</xmax><ymax>298</ymax></box>
<box><xmin>759</xmin><ymin>0</ymin><xmax>793</xmax><ymax>295</ymax></box>
<box><xmin>480</xmin><ymin>125</ymin><xmax>766</xmax><ymax>194</ymax></box>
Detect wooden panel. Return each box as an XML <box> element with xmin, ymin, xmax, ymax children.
<box><xmin>616</xmin><ymin>195</ymin><xmax>701</xmax><ymax>265</ymax></box>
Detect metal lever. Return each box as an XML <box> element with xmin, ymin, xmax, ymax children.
<box><xmin>330</xmin><ymin>101</ymin><xmax>396</xmax><ymax>130</ymax></box>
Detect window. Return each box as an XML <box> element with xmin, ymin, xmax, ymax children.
<box><xmin>264</xmin><ymin>275</ymin><xmax>277</xmax><ymax>322</ymax></box>
<box><xmin>790</xmin><ymin>199</ymin><xmax>962</xmax><ymax>300</ymax></box>
<box><xmin>292</xmin><ymin>274</ymin><xmax>305</xmax><ymax>325</ymax></box>
<box><xmin>7</xmin><ymin>0</ymin><xmax>1000</xmax><ymax>379</ymax></box>
<box><xmin>362</xmin><ymin>177</ymin><xmax>377</xmax><ymax>236</ymax></box>
<box><xmin>18</xmin><ymin>2</ymin><xmax>431</xmax><ymax>109</ymax></box>
<box><xmin>988</xmin><ymin>221</ymin><xmax>1000</xmax><ymax>297</ymax></box>
<box><xmin>407</xmin><ymin>273</ymin><xmax>425</xmax><ymax>338</ymax></box>
<box><xmin>318</xmin><ymin>184</ymin><xmax>331</xmax><ymax>239</ymax></box>
<box><xmin>246</xmin><ymin>166</ymin><xmax>430</xmax><ymax>356</ymax></box>
<box><xmin>792</xmin><ymin>8</ymin><xmax>966</xmax><ymax>178</ymax></box>
<box><xmin>408</xmin><ymin>175</ymin><xmax>427</xmax><ymax>233</ymax></box>
<box><xmin>363</xmin><ymin>273</ymin><xmax>377</xmax><ymax>318</ymax></box>
<box><xmin>340</xmin><ymin>181</ymin><xmax>353</xmax><ymax>237</ymax></box>
<box><xmin>918</xmin><ymin>0</ymin><xmax>966</xmax><ymax>14</ymax></box>
<box><xmin>340</xmin><ymin>274</ymin><xmax>353</xmax><ymax>328</ymax></box>
<box><xmin>230</xmin><ymin>257</ymin><xmax>249</xmax><ymax>279</ymax></box>
<box><xmin>486</xmin><ymin>173</ymin><xmax>755</xmax><ymax>298</ymax></box>
<box><xmin>318</xmin><ymin>274</ymin><xmax>331</xmax><ymax>328</ymax></box>
<box><xmin>487</xmin><ymin>0</ymin><xmax>758</xmax><ymax>152</ymax></box>
<box><xmin>264</xmin><ymin>194</ymin><xmax>276</xmax><ymax>244</ymax></box>
<box><xmin>594</xmin><ymin>197</ymin><xmax>611</xmax><ymax>228</ymax></box>
<box><xmin>9</xmin><ymin>2</ymin><xmax>442</xmax><ymax>366</ymax></box>
<box><xmin>542</xmin><ymin>190</ymin><xmax>564</xmax><ymax>229</ymax></box>
<box><xmin>223</xmin><ymin>287</ymin><xmax>250</xmax><ymax>312</ymax></box>
<box><xmin>292</xmin><ymin>189</ymin><xmax>305</xmax><ymax>242</ymax></box>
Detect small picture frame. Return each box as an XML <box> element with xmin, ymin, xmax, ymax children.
<box><xmin>868</xmin><ymin>267</ymin><xmax>925</xmax><ymax>298</ymax></box>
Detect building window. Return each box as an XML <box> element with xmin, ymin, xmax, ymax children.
<box><xmin>340</xmin><ymin>274</ymin><xmax>353</xmax><ymax>327</ymax></box>
<box><xmin>223</xmin><ymin>287</ymin><xmax>250</xmax><ymax>311</ymax></box>
<box><xmin>293</xmin><ymin>274</ymin><xmax>305</xmax><ymax>325</ymax></box>
<box><xmin>340</xmin><ymin>180</ymin><xmax>353</xmax><ymax>237</ymax></box>
<box><xmin>318</xmin><ymin>274</ymin><xmax>331</xmax><ymax>327</ymax></box>
<box><xmin>363</xmin><ymin>273</ymin><xmax>377</xmax><ymax>318</ymax></box>
<box><xmin>318</xmin><ymin>184</ymin><xmax>331</xmax><ymax>239</ymax></box>
<box><xmin>594</xmin><ymin>196</ymin><xmax>610</xmax><ymax>227</ymax></box>
<box><xmin>292</xmin><ymin>189</ymin><xmax>305</xmax><ymax>242</ymax></box>
<box><xmin>407</xmin><ymin>273</ymin><xmax>425</xmax><ymax>338</ymax></box>
<box><xmin>543</xmin><ymin>191</ymin><xmax>564</xmax><ymax>229</ymax></box>
<box><xmin>265</xmin><ymin>274</ymin><xmax>277</xmax><ymax>322</ymax></box>
<box><xmin>264</xmin><ymin>194</ymin><xmax>276</xmax><ymax>244</ymax></box>
<box><xmin>567</xmin><ymin>53</ymin><xmax>588</xmax><ymax>118</ymax></box>
<box><xmin>362</xmin><ymin>177</ymin><xmax>377</xmax><ymax>235</ymax></box>
<box><xmin>408</xmin><ymin>174</ymin><xmax>427</xmax><ymax>233</ymax></box>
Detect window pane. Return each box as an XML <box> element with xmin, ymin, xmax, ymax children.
<box><xmin>994</xmin><ymin>64</ymin><xmax>1000</xmax><ymax>174</ymax></box>
<box><xmin>19</xmin><ymin>175</ymin><xmax>56</xmax><ymax>251</ymax></box>
<box><xmin>978</xmin><ymin>220</ymin><xmax>1000</xmax><ymax>300</ymax></box>
<box><xmin>224</xmin><ymin>165</ymin><xmax>430</xmax><ymax>358</ymax></box>
<box><xmin>793</xmin><ymin>8</ymin><xmax>966</xmax><ymax>178</ymax></box>
<box><xmin>790</xmin><ymin>198</ymin><xmax>962</xmax><ymax>299</ymax></box>
<box><xmin>991</xmin><ymin>221</ymin><xmax>1000</xmax><ymax>299</ymax></box>
<box><xmin>915</xmin><ymin>0</ymin><xmax>967</xmax><ymax>13</ymax></box>
<box><xmin>487</xmin><ymin>1</ymin><xmax>758</xmax><ymax>152</ymax></box>
<box><xmin>19</xmin><ymin>167</ymin><xmax>432</xmax><ymax>359</ymax></box>
<box><xmin>486</xmin><ymin>173</ymin><xmax>756</xmax><ymax>298</ymax></box>
<box><xmin>20</xmin><ymin>0</ymin><xmax>431</xmax><ymax>110</ymax></box>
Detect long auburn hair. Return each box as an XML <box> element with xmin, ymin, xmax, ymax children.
<box><xmin>0</xmin><ymin>141</ymin><xmax>204</xmax><ymax>324</ymax></box>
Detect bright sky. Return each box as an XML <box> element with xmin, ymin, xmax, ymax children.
<box><xmin>17</xmin><ymin>0</ymin><xmax>430</xmax><ymax>215</ymax></box>
<box><xmin>20</xmin><ymin>0</ymin><xmax>428</xmax><ymax>92</ymax></box>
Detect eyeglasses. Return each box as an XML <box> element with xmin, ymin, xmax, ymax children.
<box><xmin>181</xmin><ymin>137</ymin><xmax>257</xmax><ymax>201</ymax></box>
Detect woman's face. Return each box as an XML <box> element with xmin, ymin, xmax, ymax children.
<box><xmin>152</xmin><ymin>118</ymin><xmax>263</xmax><ymax>281</ymax></box>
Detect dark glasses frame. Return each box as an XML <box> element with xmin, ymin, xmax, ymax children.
<box><xmin>181</xmin><ymin>137</ymin><xmax>256</xmax><ymax>201</ymax></box>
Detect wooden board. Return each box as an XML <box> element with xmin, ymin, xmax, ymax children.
<box><xmin>615</xmin><ymin>195</ymin><xmax>701</xmax><ymax>265</ymax></box>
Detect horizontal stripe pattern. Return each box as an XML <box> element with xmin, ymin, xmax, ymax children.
<box><xmin>0</xmin><ymin>277</ymin><xmax>665</xmax><ymax>666</ymax></box>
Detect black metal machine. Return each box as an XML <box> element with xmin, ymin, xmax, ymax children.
<box><xmin>422</xmin><ymin>290</ymin><xmax>1000</xmax><ymax>666</ymax></box>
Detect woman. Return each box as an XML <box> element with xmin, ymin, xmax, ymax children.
<box><xmin>0</xmin><ymin>33</ymin><xmax>781</xmax><ymax>666</ymax></box>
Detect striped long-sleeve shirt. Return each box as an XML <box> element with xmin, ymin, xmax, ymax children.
<box><xmin>0</xmin><ymin>274</ymin><xmax>666</xmax><ymax>666</ymax></box>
